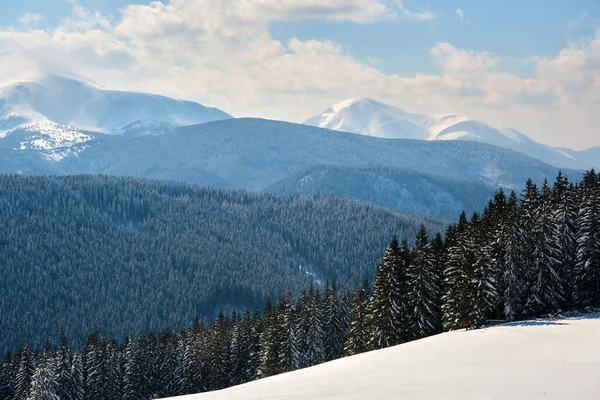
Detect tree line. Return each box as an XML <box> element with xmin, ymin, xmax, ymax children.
<box><xmin>1</xmin><ymin>169</ymin><xmax>599</xmax><ymax>399</ymax></box>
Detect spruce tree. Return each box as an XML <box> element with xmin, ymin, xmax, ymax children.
<box><xmin>442</xmin><ymin>213</ymin><xmax>472</xmax><ymax>330</ymax></box>
<box><xmin>344</xmin><ymin>280</ymin><xmax>371</xmax><ymax>356</ymax></box>
<box><xmin>13</xmin><ymin>343</ymin><xmax>35</xmax><ymax>400</ymax></box>
<box><xmin>278</xmin><ymin>293</ymin><xmax>301</xmax><ymax>373</ymax></box>
<box><xmin>323</xmin><ymin>282</ymin><xmax>347</xmax><ymax>361</ymax></box>
<box><xmin>408</xmin><ymin>225</ymin><xmax>441</xmax><ymax>338</ymax></box>
<box><xmin>472</xmin><ymin>207</ymin><xmax>497</xmax><ymax>326</ymax></box>
<box><xmin>1</xmin><ymin>352</ymin><xmax>15</xmax><ymax>400</ymax></box>
<box><xmin>502</xmin><ymin>191</ymin><xmax>526</xmax><ymax>321</ymax></box>
<box><xmin>552</xmin><ymin>173</ymin><xmax>578</xmax><ymax>308</ymax></box>
<box><xmin>27</xmin><ymin>350</ymin><xmax>59</xmax><ymax>400</ymax></box>
<box><xmin>575</xmin><ymin>170</ymin><xmax>600</xmax><ymax>307</ymax></box>
<box><xmin>525</xmin><ymin>180</ymin><xmax>563</xmax><ymax>316</ymax></box>
<box><xmin>304</xmin><ymin>287</ymin><xmax>325</xmax><ymax>367</ymax></box>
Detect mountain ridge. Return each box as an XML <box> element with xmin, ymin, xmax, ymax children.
<box><xmin>304</xmin><ymin>97</ymin><xmax>597</xmax><ymax>170</ymax></box>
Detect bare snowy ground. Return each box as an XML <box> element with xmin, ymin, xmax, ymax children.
<box><xmin>169</xmin><ymin>315</ymin><xmax>600</xmax><ymax>400</ymax></box>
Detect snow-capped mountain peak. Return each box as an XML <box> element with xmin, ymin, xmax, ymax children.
<box><xmin>0</xmin><ymin>75</ymin><xmax>233</xmax><ymax>135</ymax></box>
<box><xmin>304</xmin><ymin>98</ymin><xmax>596</xmax><ymax>170</ymax></box>
<box><xmin>0</xmin><ymin>75</ymin><xmax>233</xmax><ymax>161</ymax></box>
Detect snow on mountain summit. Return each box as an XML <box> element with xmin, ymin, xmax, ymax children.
<box><xmin>0</xmin><ymin>75</ymin><xmax>232</xmax><ymax>135</ymax></box>
<box><xmin>304</xmin><ymin>98</ymin><xmax>596</xmax><ymax>170</ymax></box>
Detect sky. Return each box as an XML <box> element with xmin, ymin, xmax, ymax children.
<box><xmin>0</xmin><ymin>0</ymin><xmax>599</xmax><ymax>149</ymax></box>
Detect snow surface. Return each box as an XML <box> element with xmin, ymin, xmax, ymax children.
<box><xmin>304</xmin><ymin>98</ymin><xmax>596</xmax><ymax>170</ymax></box>
<box><xmin>169</xmin><ymin>315</ymin><xmax>600</xmax><ymax>400</ymax></box>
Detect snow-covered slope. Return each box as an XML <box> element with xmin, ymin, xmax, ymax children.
<box><xmin>305</xmin><ymin>98</ymin><xmax>595</xmax><ymax>170</ymax></box>
<box><xmin>0</xmin><ymin>75</ymin><xmax>232</xmax><ymax>138</ymax></box>
<box><xmin>170</xmin><ymin>315</ymin><xmax>600</xmax><ymax>400</ymax></box>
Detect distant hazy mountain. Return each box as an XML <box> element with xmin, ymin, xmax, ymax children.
<box><xmin>304</xmin><ymin>97</ymin><xmax>596</xmax><ymax>170</ymax></box>
<box><xmin>267</xmin><ymin>165</ymin><xmax>497</xmax><ymax>219</ymax></box>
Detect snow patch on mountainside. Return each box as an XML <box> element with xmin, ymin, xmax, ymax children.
<box><xmin>169</xmin><ymin>315</ymin><xmax>600</xmax><ymax>400</ymax></box>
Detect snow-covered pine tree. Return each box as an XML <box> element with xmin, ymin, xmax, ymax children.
<box><xmin>13</xmin><ymin>343</ymin><xmax>35</xmax><ymax>400</ymax></box>
<box><xmin>278</xmin><ymin>293</ymin><xmax>301</xmax><ymax>373</ymax></box>
<box><xmin>123</xmin><ymin>336</ymin><xmax>143</xmax><ymax>400</ymax></box>
<box><xmin>472</xmin><ymin>207</ymin><xmax>498</xmax><ymax>326</ymax></box>
<box><xmin>230</xmin><ymin>310</ymin><xmax>253</xmax><ymax>386</ymax></box>
<box><xmin>257</xmin><ymin>299</ymin><xmax>281</xmax><ymax>378</ymax></box>
<box><xmin>27</xmin><ymin>348</ymin><xmax>58</xmax><ymax>400</ymax></box>
<box><xmin>103</xmin><ymin>338</ymin><xmax>123</xmax><ymax>400</ymax></box>
<box><xmin>187</xmin><ymin>317</ymin><xmax>207</xmax><ymax>393</ymax></box>
<box><xmin>55</xmin><ymin>334</ymin><xmax>75</xmax><ymax>400</ymax></box>
<box><xmin>207</xmin><ymin>313</ymin><xmax>232</xmax><ymax>391</ymax></box>
<box><xmin>369</xmin><ymin>237</ymin><xmax>410</xmax><ymax>348</ymax></box>
<box><xmin>0</xmin><ymin>352</ymin><xmax>15</xmax><ymax>400</ymax></box>
<box><xmin>525</xmin><ymin>180</ymin><xmax>563</xmax><ymax>316</ymax></box>
<box><xmin>407</xmin><ymin>225</ymin><xmax>441</xmax><ymax>339</ymax></box>
<box><xmin>304</xmin><ymin>287</ymin><xmax>325</xmax><ymax>367</ymax></box>
<box><xmin>323</xmin><ymin>282</ymin><xmax>347</xmax><ymax>361</ymax></box>
<box><xmin>575</xmin><ymin>170</ymin><xmax>600</xmax><ymax>307</ymax></box>
<box><xmin>431</xmin><ymin>232</ymin><xmax>445</xmax><ymax>333</ymax></box>
<box><xmin>552</xmin><ymin>173</ymin><xmax>578</xmax><ymax>308</ymax></box>
<box><xmin>170</xmin><ymin>329</ymin><xmax>190</xmax><ymax>396</ymax></box>
<box><xmin>488</xmin><ymin>189</ymin><xmax>508</xmax><ymax>319</ymax></box>
<box><xmin>442</xmin><ymin>212</ymin><xmax>472</xmax><ymax>330</ymax></box>
<box><xmin>517</xmin><ymin>179</ymin><xmax>541</xmax><ymax>318</ymax></box>
<box><xmin>344</xmin><ymin>280</ymin><xmax>371</xmax><ymax>356</ymax></box>
<box><xmin>247</xmin><ymin>308</ymin><xmax>262</xmax><ymax>381</ymax></box>
<box><xmin>69</xmin><ymin>353</ymin><xmax>84</xmax><ymax>400</ymax></box>
<box><xmin>503</xmin><ymin>191</ymin><xmax>527</xmax><ymax>321</ymax></box>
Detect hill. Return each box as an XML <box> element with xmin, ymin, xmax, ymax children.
<box><xmin>0</xmin><ymin>174</ymin><xmax>443</xmax><ymax>354</ymax></box>
<box><xmin>169</xmin><ymin>315</ymin><xmax>600</xmax><ymax>400</ymax></box>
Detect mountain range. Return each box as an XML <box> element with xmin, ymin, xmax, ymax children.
<box><xmin>304</xmin><ymin>97</ymin><xmax>597</xmax><ymax>170</ymax></box>
<box><xmin>0</xmin><ymin>75</ymin><xmax>589</xmax><ymax>219</ymax></box>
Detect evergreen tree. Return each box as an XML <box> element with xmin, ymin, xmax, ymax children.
<box><xmin>407</xmin><ymin>225</ymin><xmax>441</xmax><ymax>338</ymax></box>
<box><xmin>471</xmin><ymin>208</ymin><xmax>497</xmax><ymax>326</ymax></box>
<box><xmin>524</xmin><ymin>180</ymin><xmax>563</xmax><ymax>316</ymax></box>
<box><xmin>278</xmin><ymin>293</ymin><xmax>301</xmax><ymax>373</ymax></box>
<box><xmin>304</xmin><ymin>287</ymin><xmax>325</xmax><ymax>367</ymax></box>
<box><xmin>323</xmin><ymin>282</ymin><xmax>347</xmax><ymax>361</ymax></box>
<box><xmin>503</xmin><ymin>191</ymin><xmax>527</xmax><ymax>321</ymax></box>
<box><xmin>552</xmin><ymin>173</ymin><xmax>578</xmax><ymax>308</ymax></box>
<box><xmin>257</xmin><ymin>299</ymin><xmax>281</xmax><ymax>378</ymax></box>
<box><xmin>575</xmin><ymin>170</ymin><xmax>600</xmax><ymax>307</ymax></box>
<box><xmin>442</xmin><ymin>213</ymin><xmax>472</xmax><ymax>330</ymax></box>
<box><xmin>27</xmin><ymin>350</ymin><xmax>59</xmax><ymax>400</ymax></box>
<box><xmin>368</xmin><ymin>237</ymin><xmax>409</xmax><ymax>348</ymax></box>
<box><xmin>344</xmin><ymin>280</ymin><xmax>371</xmax><ymax>356</ymax></box>
<box><xmin>13</xmin><ymin>343</ymin><xmax>35</xmax><ymax>400</ymax></box>
<box><xmin>1</xmin><ymin>352</ymin><xmax>15</xmax><ymax>400</ymax></box>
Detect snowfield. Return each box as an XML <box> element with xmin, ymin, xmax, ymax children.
<box><xmin>169</xmin><ymin>315</ymin><xmax>600</xmax><ymax>400</ymax></box>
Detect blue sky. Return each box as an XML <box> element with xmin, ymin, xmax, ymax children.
<box><xmin>0</xmin><ymin>0</ymin><xmax>599</xmax><ymax>148</ymax></box>
<box><xmin>3</xmin><ymin>0</ymin><xmax>597</xmax><ymax>77</ymax></box>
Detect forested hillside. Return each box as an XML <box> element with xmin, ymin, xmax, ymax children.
<box><xmin>0</xmin><ymin>174</ymin><xmax>442</xmax><ymax>354</ymax></box>
<box><xmin>1</xmin><ymin>170</ymin><xmax>598</xmax><ymax>400</ymax></box>
<box><xmin>268</xmin><ymin>165</ymin><xmax>496</xmax><ymax>219</ymax></box>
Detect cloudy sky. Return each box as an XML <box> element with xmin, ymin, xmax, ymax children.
<box><xmin>1</xmin><ymin>0</ymin><xmax>599</xmax><ymax>149</ymax></box>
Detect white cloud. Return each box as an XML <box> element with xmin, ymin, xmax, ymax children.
<box><xmin>456</xmin><ymin>8</ymin><xmax>464</xmax><ymax>22</ymax></box>
<box><xmin>397</xmin><ymin>1</ymin><xmax>436</xmax><ymax>22</ymax></box>
<box><xmin>1</xmin><ymin>1</ymin><xmax>599</xmax><ymax>149</ymax></box>
<box><xmin>19</xmin><ymin>13</ymin><xmax>44</xmax><ymax>25</ymax></box>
